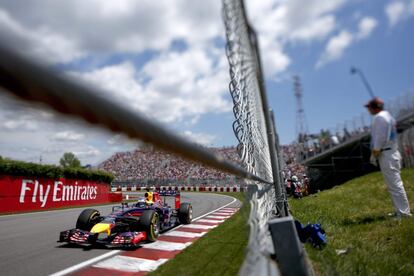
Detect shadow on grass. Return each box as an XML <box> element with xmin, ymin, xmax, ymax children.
<box><xmin>341</xmin><ymin>214</ymin><xmax>387</xmax><ymax>226</ymax></box>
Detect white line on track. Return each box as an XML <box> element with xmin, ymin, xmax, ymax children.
<box><xmin>49</xmin><ymin>250</ymin><xmax>121</xmax><ymax>276</ymax></box>
<box><xmin>49</xmin><ymin>194</ymin><xmax>237</xmax><ymax>276</ymax></box>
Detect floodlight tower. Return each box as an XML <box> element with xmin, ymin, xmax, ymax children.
<box><xmin>293</xmin><ymin>75</ymin><xmax>309</xmax><ymax>143</ymax></box>
<box><xmin>350</xmin><ymin>66</ymin><xmax>375</xmax><ymax>98</ymax></box>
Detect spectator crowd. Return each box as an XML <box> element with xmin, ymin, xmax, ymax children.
<box><xmin>98</xmin><ymin>146</ymin><xmax>242</xmax><ymax>181</ymax></box>
<box><xmin>98</xmin><ymin>144</ymin><xmax>309</xmax><ymax>189</ymax></box>
<box><xmin>280</xmin><ymin>144</ymin><xmax>309</xmax><ymax>196</ymax></box>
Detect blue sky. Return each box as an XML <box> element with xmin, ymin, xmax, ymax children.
<box><xmin>0</xmin><ymin>0</ymin><xmax>413</xmax><ymax>165</ymax></box>
<box><xmin>267</xmin><ymin>0</ymin><xmax>414</xmax><ymax>143</ymax></box>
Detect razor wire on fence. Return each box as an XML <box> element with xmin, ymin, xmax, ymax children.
<box><xmin>223</xmin><ymin>0</ymin><xmax>288</xmax><ymax>275</ymax></box>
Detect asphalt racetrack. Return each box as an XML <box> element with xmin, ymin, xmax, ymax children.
<box><xmin>0</xmin><ymin>192</ymin><xmax>239</xmax><ymax>276</ymax></box>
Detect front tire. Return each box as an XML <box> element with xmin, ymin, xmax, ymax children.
<box><xmin>140</xmin><ymin>210</ymin><xmax>160</xmax><ymax>242</ymax></box>
<box><xmin>76</xmin><ymin>209</ymin><xmax>101</xmax><ymax>231</ymax></box>
<box><xmin>178</xmin><ymin>203</ymin><xmax>192</xmax><ymax>224</ymax></box>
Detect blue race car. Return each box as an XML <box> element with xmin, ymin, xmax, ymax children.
<box><xmin>58</xmin><ymin>190</ymin><xmax>192</xmax><ymax>248</ymax></box>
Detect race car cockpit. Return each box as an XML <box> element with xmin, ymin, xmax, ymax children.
<box><xmin>135</xmin><ymin>197</ymin><xmax>147</xmax><ymax>208</ymax></box>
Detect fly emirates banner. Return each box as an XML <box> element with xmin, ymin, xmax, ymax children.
<box><xmin>0</xmin><ymin>175</ymin><xmax>112</xmax><ymax>212</ymax></box>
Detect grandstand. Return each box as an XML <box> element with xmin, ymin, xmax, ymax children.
<box><xmin>97</xmin><ymin>144</ymin><xmax>308</xmax><ymax>190</ymax></box>
<box><xmin>98</xmin><ymin>146</ymin><xmax>243</xmax><ymax>185</ymax></box>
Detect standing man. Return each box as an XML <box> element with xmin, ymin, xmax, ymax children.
<box><xmin>365</xmin><ymin>97</ymin><xmax>412</xmax><ymax>218</ymax></box>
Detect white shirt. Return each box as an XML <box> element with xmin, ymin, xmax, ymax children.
<box><xmin>371</xmin><ymin>110</ymin><xmax>397</xmax><ymax>151</ymax></box>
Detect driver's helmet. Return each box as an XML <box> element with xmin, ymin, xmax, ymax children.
<box><xmin>145</xmin><ymin>192</ymin><xmax>154</xmax><ymax>205</ymax></box>
<box><xmin>135</xmin><ymin>197</ymin><xmax>146</xmax><ymax>208</ymax></box>
<box><xmin>291</xmin><ymin>175</ymin><xmax>299</xmax><ymax>182</ymax></box>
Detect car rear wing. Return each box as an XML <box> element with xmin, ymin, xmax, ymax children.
<box><xmin>158</xmin><ymin>190</ymin><xmax>179</xmax><ymax>196</ymax></box>
<box><xmin>158</xmin><ymin>190</ymin><xmax>180</xmax><ymax>209</ymax></box>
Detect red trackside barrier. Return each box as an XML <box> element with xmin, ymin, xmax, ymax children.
<box><xmin>109</xmin><ymin>192</ymin><xmax>122</xmax><ymax>202</ymax></box>
<box><xmin>0</xmin><ymin>175</ymin><xmax>114</xmax><ymax>213</ymax></box>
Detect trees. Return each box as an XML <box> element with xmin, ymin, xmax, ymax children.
<box><xmin>0</xmin><ymin>157</ymin><xmax>114</xmax><ymax>183</ymax></box>
<box><xmin>59</xmin><ymin>152</ymin><xmax>81</xmax><ymax>168</ymax></box>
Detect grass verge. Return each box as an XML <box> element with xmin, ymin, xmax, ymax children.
<box><xmin>289</xmin><ymin>168</ymin><xmax>414</xmax><ymax>275</ymax></box>
<box><xmin>149</xmin><ymin>192</ymin><xmax>249</xmax><ymax>276</ymax></box>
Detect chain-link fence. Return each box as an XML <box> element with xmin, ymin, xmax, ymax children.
<box><xmin>0</xmin><ymin>1</ymin><xmax>291</xmax><ymax>274</ymax></box>
<box><xmin>223</xmin><ymin>0</ymin><xmax>288</xmax><ymax>274</ymax></box>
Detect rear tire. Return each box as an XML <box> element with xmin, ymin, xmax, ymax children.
<box><xmin>178</xmin><ymin>203</ymin><xmax>192</xmax><ymax>224</ymax></box>
<box><xmin>76</xmin><ymin>209</ymin><xmax>101</xmax><ymax>231</ymax></box>
<box><xmin>140</xmin><ymin>210</ymin><xmax>160</xmax><ymax>242</ymax></box>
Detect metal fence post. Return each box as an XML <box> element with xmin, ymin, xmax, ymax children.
<box><xmin>246</xmin><ymin>18</ymin><xmax>288</xmax><ymax>217</ymax></box>
<box><xmin>268</xmin><ymin>216</ymin><xmax>313</xmax><ymax>276</ymax></box>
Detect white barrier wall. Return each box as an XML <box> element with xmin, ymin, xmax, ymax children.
<box><xmin>112</xmin><ymin>185</ymin><xmax>244</xmax><ymax>192</ymax></box>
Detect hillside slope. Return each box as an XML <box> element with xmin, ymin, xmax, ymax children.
<box><xmin>290</xmin><ymin>168</ymin><xmax>414</xmax><ymax>275</ymax></box>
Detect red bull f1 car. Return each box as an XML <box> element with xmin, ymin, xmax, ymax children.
<box><xmin>58</xmin><ymin>190</ymin><xmax>192</xmax><ymax>248</ymax></box>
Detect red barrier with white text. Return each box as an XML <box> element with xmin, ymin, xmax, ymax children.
<box><xmin>0</xmin><ymin>175</ymin><xmax>116</xmax><ymax>213</ymax></box>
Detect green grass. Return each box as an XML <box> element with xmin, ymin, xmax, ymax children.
<box><xmin>149</xmin><ymin>192</ymin><xmax>249</xmax><ymax>276</ymax></box>
<box><xmin>289</xmin><ymin>168</ymin><xmax>414</xmax><ymax>276</ymax></box>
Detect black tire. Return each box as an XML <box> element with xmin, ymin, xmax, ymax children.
<box><xmin>140</xmin><ymin>210</ymin><xmax>160</xmax><ymax>242</ymax></box>
<box><xmin>178</xmin><ymin>203</ymin><xmax>192</xmax><ymax>224</ymax></box>
<box><xmin>76</xmin><ymin>209</ymin><xmax>101</xmax><ymax>231</ymax></box>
